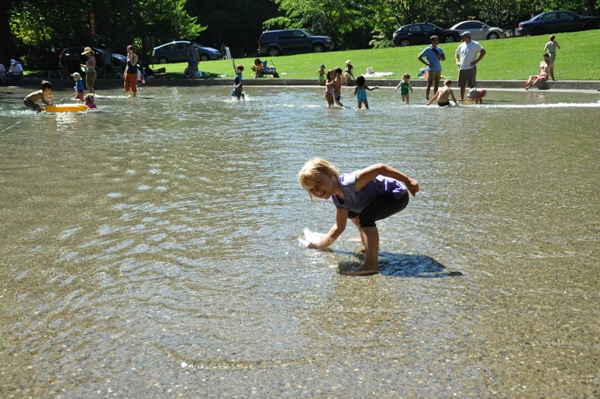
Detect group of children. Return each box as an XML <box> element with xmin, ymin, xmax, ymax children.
<box><xmin>316</xmin><ymin>62</ymin><xmax>486</xmax><ymax>108</ymax></box>
<box><xmin>23</xmin><ymin>78</ymin><xmax>96</xmax><ymax>112</ymax></box>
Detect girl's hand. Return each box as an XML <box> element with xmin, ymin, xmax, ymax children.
<box><xmin>406</xmin><ymin>178</ymin><xmax>419</xmax><ymax>196</ymax></box>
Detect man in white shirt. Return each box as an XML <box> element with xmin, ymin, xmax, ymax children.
<box><xmin>7</xmin><ymin>59</ymin><xmax>24</xmax><ymax>85</ymax></box>
<box><xmin>455</xmin><ymin>31</ymin><xmax>486</xmax><ymax>101</ymax></box>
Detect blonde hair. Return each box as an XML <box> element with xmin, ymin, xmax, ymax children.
<box><xmin>298</xmin><ymin>158</ymin><xmax>338</xmax><ymax>196</ymax></box>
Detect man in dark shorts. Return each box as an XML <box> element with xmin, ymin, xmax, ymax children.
<box><xmin>455</xmin><ymin>31</ymin><xmax>486</xmax><ymax>101</ymax></box>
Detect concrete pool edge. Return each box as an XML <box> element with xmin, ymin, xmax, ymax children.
<box><xmin>10</xmin><ymin>78</ymin><xmax>600</xmax><ymax>91</ymax></box>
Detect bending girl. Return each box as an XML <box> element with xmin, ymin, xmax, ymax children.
<box><xmin>298</xmin><ymin>158</ymin><xmax>419</xmax><ymax>276</ymax></box>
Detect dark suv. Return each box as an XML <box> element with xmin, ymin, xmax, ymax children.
<box><xmin>392</xmin><ymin>23</ymin><xmax>461</xmax><ymax>46</ymax></box>
<box><xmin>257</xmin><ymin>29</ymin><xmax>334</xmax><ymax>57</ymax></box>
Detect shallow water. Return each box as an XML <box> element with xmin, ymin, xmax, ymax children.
<box><xmin>1</xmin><ymin>85</ymin><xmax>599</xmax><ymax>398</ymax></box>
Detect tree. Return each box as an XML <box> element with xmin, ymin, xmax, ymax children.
<box><xmin>185</xmin><ymin>0</ymin><xmax>279</xmax><ymax>57</ymax></box>
<box><xmin>0</xmin><ymin>0</ymin><xmax>205</xmax><ymax>70</ymax></box>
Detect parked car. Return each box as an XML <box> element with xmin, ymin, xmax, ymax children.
<box><xmin>517</xmin><ymin>10</ymin><xmax>600</xmax><ymax>36</ymax></box>
<box><xmin>59</xmin><ymin>46</ymin><xmax>127</xmax><ymax>74</ymax></box>
<box><xmin>450</xmin><ymin>21</ymin><xmax>505</xmax><ymax>40</ymax></box>
<box><xmin>257</xmin><ymin>29</ymin><xmax>334</xmax><ymax>57</ymax></box>
<box><xmin>151</xmin><ymin>41</ymin><xmax>221</xmax><ymax>64</ymax></box>
<box><xmin>392</xmin><ymin>23</ymin><xmax>461</xmax><ymax>47</ymax></box>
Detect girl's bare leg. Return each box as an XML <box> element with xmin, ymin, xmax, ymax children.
<box><xmin>343</xmin><ymin>223</ymin><xmax>380</xmax><ymax>275</ymax></box>
<box><xmin>361</xmin><ymin>227</ymin><xmax>379</xmax><ymax>271</ymax></box>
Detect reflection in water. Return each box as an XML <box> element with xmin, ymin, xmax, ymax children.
<box><xmin>0</xmin><ymin>86</ymin><xmax>599</xmax><ymax>398</ymax></box>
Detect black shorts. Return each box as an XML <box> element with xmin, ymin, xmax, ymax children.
<box><xmin>24</xmin><ymin>98</ymin><xmax>42</xmax><ymax>112</ymax></box>
<box><xmin>347</xmin><ymin>192</ymin><xmax>409</xmax><ymax>228</ymax></box>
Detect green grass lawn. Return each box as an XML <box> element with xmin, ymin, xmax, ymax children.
<box><xmin>160</xmin><ymin>30</ymin><xmax>598</xmax><ymax>81</ymax></box>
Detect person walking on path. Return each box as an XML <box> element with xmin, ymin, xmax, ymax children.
<box><xmin>418</xmin><ymin>35</ymin><xmax>446</xmax><ymax>100</ymax></box>
<box><xmin>543</xmin><ymin>35</ymin><xmax>560</xmax><ymax>81</ymax></box>
<box><xmin>455</xmin><ymin>31</ymin><xmax>486</xmax><ymax>101</ymax></box>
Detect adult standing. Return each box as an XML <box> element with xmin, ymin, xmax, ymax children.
<box><xmin>454</xmin><ymin>31</ymin><xmax>486</xmax><ymax>101</ymax></box>
<box><xmin>187</xmin><ymin>41</ymin><xmax>200</xmax><ymax>79</ymax></box>
<box><xmin>82</xmin><ymin>47</ymin><xmax>97</xmax><ymax>93</ymax></box>
<box><xmin>417</xmin><ymin>35</ymin><xmax>446</xmax><ymax>100</ymax></box>
<box><xmin>124</xmin><ymin>45</ymin><xmax>139</xmax><ymax>97</ymax></box>
<box><xmin>103</xmin><ymin>46</ymin><xmax>113</xmax><ymax>79</ymax></box>
<box><xmin>7</xmin><ymin>59</ymin><xmax>24</xmax><ymax>85</ymax></box>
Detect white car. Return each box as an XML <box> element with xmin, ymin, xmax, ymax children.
<box><xmin>450</xmin><ymin>20</ymin><xmax>505</xmax><ymax>40</ymax></box>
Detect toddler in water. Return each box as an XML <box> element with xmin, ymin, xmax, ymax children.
<box><xmin>298</xmin><ymin>158</ymin><xmax>419</xmax><ymax>276</ymax></box>
<box><xmin>72</xmin><ymin>72</ymin><xmax>84</xmax><ymax>100</ymax></box>
<box><xmin>466</xmin><ymin>87</ymin><xmax>486</xmax><ymax>104</ymax></box>
<box><xmin>394</xmin><ymin>73</ymin><xmax>413</xmax><ymax>104</ymax></box>
<box><xmin>85</xmin><ymin>93</ymin><xmax>97</xmax><ymax>109</ymax></box>
<box><xmin>317</xmin><ymin>64</ymin><xmax>326</xmax><ymax>85</ymax></box>
<box><xmin>353</xmin><ymin>75</ymin><xmax>379</xmax><ymax>109</ymax></box>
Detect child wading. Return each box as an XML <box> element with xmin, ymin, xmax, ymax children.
<box><xmin>231</xmin><ymin>58</ymin><xmax>244</xmax><ymax>100</ymax></box>
<box><xmin>394</xmin><ymin>73</ymin><xmax>414</xmax><ymax>103</ymax></box>
<box><xmin>298</xmin><ymin>159</ymin><xmax>419</xmax><ymax>276</ymax></box>
<box><xmin>353</xmin><ymin>75</ymin><xmax>379</xmax><ymax>109</ymax></box>
<box><xmin>72</xmin><ymin>72</ymin><xmax>84</xmax><ymax>100</ymax></box>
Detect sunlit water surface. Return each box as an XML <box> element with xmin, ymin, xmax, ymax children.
<box><xmin>1</xmin><ymin>86</ymin><xmax>599</xmax><ymax>398</ymax></box>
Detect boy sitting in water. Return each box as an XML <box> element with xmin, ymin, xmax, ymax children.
<box><xmin>426</xmin><ymin>79</ymin><xmax>458</xmax><ymax>107</ymax></box>
<box><xmin>24</xmin><ymin>80</ymin><xmax>54</xmax><ymax>112</ymax></box>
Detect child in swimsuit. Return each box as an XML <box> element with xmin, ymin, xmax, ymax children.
<box><xmin>23</xmin><ymin>80</ymin><xmax>54</xmax><ymax>112</ymax></box>
<box><xmin>324</xmin><ymin>69</ymin><xmax>335</xmax><ymax>107</ymax></box>
<box><xmin>231</xmin><ymin>58</ymin><xmax>244</xmax><ymax>100</ymax></box>
<box><xmin>317</xmin><ymin>65</ymin><xmax>326</xmax><ymax>85</ymax></box>
<box><xmin>466</xmin><ymin>88</ymin><xmax>487</xmax><ymax>104</ymax></box>
<box><xmin>298</xmin><ymin>158</ymin><xmax>419</xmax><ymax>276</ymax></box>
<box><xmin>426</xmin><ymin>79</ymin><xmax>458</xmax><ymax>107</ymax></box>
<box><xmin>354</xmin><ymin>75</ymin><xmax>379</xmax><ymax>109</ymax></box>
<box><xmin>85</xmin><ymin>93</ymin><xmax>97</xmax><ymax>109</ymax></box>
<box><xmin>394</xmin><ymin>73</ymin><xmax>414</xmax><ymax>104</ymax></box>
<box><xmin>333</xmin><ymin>67</ymin><xmax>344</xmax><ymax>106</ymax></box>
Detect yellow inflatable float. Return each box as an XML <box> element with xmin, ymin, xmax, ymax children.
<box><xmin>46</xmin><ymin>104</ymin><xmax>88</xmax><ymax>113</ymax></box>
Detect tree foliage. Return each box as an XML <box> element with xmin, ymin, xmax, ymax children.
<box><xmin>1</xmin><ymin>0</ymin><xmax>205</xmax><ymax>69</ymax></box>
<box><xmin>1</xmin><ymin>0</ymin><xmax>598</xmax><ymax>69</ymax></box>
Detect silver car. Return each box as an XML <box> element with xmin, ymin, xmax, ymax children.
<box><xmin>450</xmin><ymin>21</ymin><xmax>505</xmax><ymax>40</ymax></box>
<box><xmin>151</xmin><ymin>41</ymin><xmax>221</xmax><ymax>64</ymax></box>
